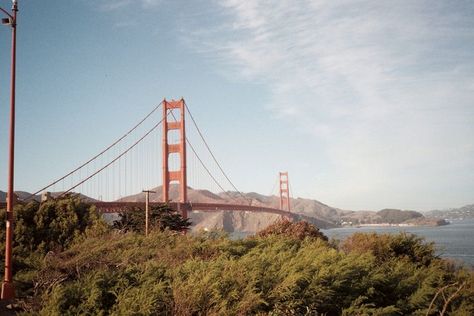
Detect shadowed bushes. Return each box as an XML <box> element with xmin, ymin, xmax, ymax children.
<box><xmin>113</xmin><ymin>204</ymin><xmax>191</xmax><ymax>233</ymax></box>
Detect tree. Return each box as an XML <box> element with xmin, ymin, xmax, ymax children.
<box><xmin>0</xmin><ymin>194</ymin><xmax>106</xmax><ymax>256</ymax></box>
<box><xmin>113</xmin><ymin>204</ymin><xmax>191</xmax><ymax>233</ymax></box>
<box><xmin>257</xmin><ymin>218</ymin><xmax>328</xmax><ymax>241</ymax></box>
<box><xmin>0</xmin><ymin>195</ymin><xmax>108</xmax><ymax>298</ymax></box>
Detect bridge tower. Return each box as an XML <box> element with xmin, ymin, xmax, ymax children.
<box><xmin>279</xmin><ymin>172</ymin><xmax>290</xmax><ymax>212</ymax></box>
<box><xmin>162</xmin><ymin>98</ymin><xmax>187</xmax><ymax>218</ymax></box>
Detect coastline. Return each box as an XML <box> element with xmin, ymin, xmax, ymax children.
<box><xmin>337</xmin><ymin>218</ymin><xmax>449</xmax><ymax>229</ymax></box>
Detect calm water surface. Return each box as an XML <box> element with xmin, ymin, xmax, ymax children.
<box><xmin>322</xmin><ymin>219</ymin><xmax>474</xmax><ymax>267</ymax></box>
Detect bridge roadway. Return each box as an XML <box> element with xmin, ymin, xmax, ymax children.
<box><xmin>93</xmin><ymin>201</ymin><xmax>296</xmax><ymax>220</ymax></box>
<box><xmin>0</xmin><ymin>201</ymin><xmax>296</xmax><ymax>220</ymax></box>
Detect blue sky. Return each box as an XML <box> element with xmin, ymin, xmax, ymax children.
<box><xmin>0</xmin><ymin>0</ymin><xmax>473</xmax><ymax>211</ymax></box>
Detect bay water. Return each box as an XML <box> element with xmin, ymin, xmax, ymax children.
<box><xmin>322</xmin><ymin>219</ymin><xmax>474</xmax><ymax>267</ymax></box>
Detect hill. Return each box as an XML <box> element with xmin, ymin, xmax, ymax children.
<box><xmin>0</xmin><ymin>190</ymin><xmax>40</xmax><ymax>202</ymax></box>
<box><xmin>2</xmin><ymin>188</ymin><xmax>450</xmax><ymax>232</ymax></box>
<box><xmin>117</xmin><ymin>185</ymin><xmax>342</xmax><ymax>231</ymax></box>
<box><xmin>0</xmin><ymin>190</ymin><xmax>97</xmax><ymax>203</ymax></box>
<box><xmin>426</xmin><ymin>204</ymin><xmax>474</xmax><ymax>220</ymax></box>
<box><xmin>117</xmin><ymin>186</ymin><xmax>446</xmax><ymax>231</ymax></box>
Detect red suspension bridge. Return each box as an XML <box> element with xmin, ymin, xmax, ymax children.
<box><xmin>2</xmin><ymin>98</ymin><xmax>296</xmax><ymax>220</ymax></box>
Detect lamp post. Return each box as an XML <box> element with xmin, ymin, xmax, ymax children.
<box><xmin>1</xmin><ymin>0</ymin><xmax>18</xmax><ymax>300</ymax></box>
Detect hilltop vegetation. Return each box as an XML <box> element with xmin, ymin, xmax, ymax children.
<box><xmin>377</xmin><ymin>208</ymin><xmax>423</xmax><ymax>223</ymax></box>
<box><xmin>427</xmin><ymin>204</ymin><xmax>474</xmax><ymax>220</ymax></box>
<box><xmin>0</xmin><ymin>197</ymin><xmax>473</xmax><ymax>315</ymax></box>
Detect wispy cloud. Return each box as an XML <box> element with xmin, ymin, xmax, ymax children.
<box><xmin>98</xmin><ymin>0</ymin><xmax>161</xmax><ymax>11</ymax></box>
<box><xmin>184</xmin><ymin>0</ymin><xmax>474</xmax><ymax>209</ymax></box>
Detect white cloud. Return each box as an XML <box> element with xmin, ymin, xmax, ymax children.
<box><xmin>184</xmin><ymin>0</ymin><xmax>474</xmax><ymax>210</ymax></box>
<box><xmin>98</xmin><ymin>0</ymin><xmax>161</xmax><ymax>11</ymax></box>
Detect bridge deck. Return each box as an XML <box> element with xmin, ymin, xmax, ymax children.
<box><xmin>0</xmin><ymin>201</ymin><xmax>296</xmax><ymax>219</ymax></box>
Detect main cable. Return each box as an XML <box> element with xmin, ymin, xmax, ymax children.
<box><xmin>58</xmin><ymin>110</ymin><xmax>169</xmax><ymax>198</ymax></box>
<box><xmin>184</xmin><ymin>101</ymin><xmax>249</xmax><ymax>203</ymax></box>
<box><xmin>26</xmin><ymin>101</ymin><xmax>163</xmax><ymax>200</ymax></box>
<box><xmin>168</xmin><ymin>110</ymin><xmax>239</xmax><ymax>203</ymax></box>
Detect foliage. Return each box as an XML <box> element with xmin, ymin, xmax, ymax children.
<box><xmin>112</xmin><ymin>204</ymin><xmax>191</xmax><ymax>233</ymax></box>
<box><xmin>0</xmin><ymin>195</ymin><xmax>107</xmax><ymax>256</ymax></box>
<box><xmin>257</xmin><ymin>218</ymin><xmax>329</xmax><ymax>241</ymax></box>
<box><xmin>0</xmin><ymin>195</ymin><xmax>109</xmax><ymax>298</ymax></box>
<box><xmin>340</xmin><ymin>232</ymin><xmax>437</xmax><ymax>266</ymax></box>
<box><xmin>21</xmin><ymin>225</ymin><xmax>474</xmax><ymax>315</ymax></box>
<box><xmin>376</xmin><ymin>208</ymin><xmax>423</xmax><ymax>224</ymax></box>
<box><xmin>1</xmin><ymin>201</ymin><xmax>472</xmax><ymax>315</ymax></box>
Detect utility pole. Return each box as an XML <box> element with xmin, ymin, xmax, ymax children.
<box><xmin>1</xmin><ymin>0</ymin><xmax>18</xmax><ymax>301</ymax></box>
<box><xmin>142</xmin><ymin>190</ymin><xmax>156</xmax><ymax>236</ymax></box>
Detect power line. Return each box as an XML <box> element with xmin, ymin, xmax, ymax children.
<box><xmin>184</xmin><ymin>101</ymin><xmax>249</xmax><ymax>203</ymax></box>
<box><xmin>26</xmin><ymin>101</ymin><xmax>164</xmax><ymax>200</ymax></box>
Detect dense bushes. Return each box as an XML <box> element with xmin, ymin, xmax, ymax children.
<box><xmin>1</xmin><ymin>200</ymin><xmax>473</xmax><ymax>315</ymax></box>
<box><xmin>340</xmin><ymin>231</ymin><xmax>437</xmax><ymax>266</ymax></box>
<box><xmin>29</xmin><ymin>226</ymin><xmax>474</xmax><ymax>315</ymax></box>
<box><xmin>0</xmin><ymin>196</ymin><xmax>106</xmax><ymax>256</ymax></box>
<box><xmin>0</xmin><ymin>196</ymin><xmax>108</xmax><ymax>298</ymax></box>
<box><xmin>257</xmin><ymin>218</ymin><xmax>328</xmax><ymax>241</ymax></box>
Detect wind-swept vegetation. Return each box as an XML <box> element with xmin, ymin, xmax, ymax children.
<box><xmin>0</xmin><ymin>198</ymin><xmax>473</xmax><ymax>315</ymax></box>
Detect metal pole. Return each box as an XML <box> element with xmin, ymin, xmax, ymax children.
<box><xmin>145</xmin><ymin>192</ymin><xmax>149</xmax><ymax>236</ymax></box>
<box><xmin>142</xmin><ymin>190</ymin><xmax>155</xmax><ymax>236</ymax></box>
<box><xmin>2</xmin><ymin>0</ymin><xmax>18</xmax><ymax>301</ymax></box>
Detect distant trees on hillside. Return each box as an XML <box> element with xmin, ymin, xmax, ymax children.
<box><xmin>377</xmin><ymin>208</ymin><xmax>423</xmax><ymax>224</ymax></box>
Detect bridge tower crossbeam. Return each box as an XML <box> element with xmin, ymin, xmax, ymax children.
<box><xmin>162</xmin><ymin>98</ymin><xmax>187</xmax><ymax>218</ymax></box>
<box><xmin>279</xmin><ymin>171</ymin><xmax>291</xmax><ymax>212</ymax></box>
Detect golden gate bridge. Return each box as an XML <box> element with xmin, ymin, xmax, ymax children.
<box><xmin>2</xmin><ymin>98</ymin><xmax>295</xmax><ymax>220</ymax></box>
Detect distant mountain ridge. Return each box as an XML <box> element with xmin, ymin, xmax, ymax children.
<box><xmin>116</xmin><ymin>185</ymin><xmax>342</xmax><ymax>230</ymax></box>
<box><xmin>1</xmin><ymin>188</ymin><xmax>458</xmax><ymax>232</ymax></box>
<box><xmin>0</xmin><ymin>190</ymin><xmax>97</xmax><ymax>203</ymax></box>
<box><xmin>117</xmin><ymin>186</ymin><xmax>443</xmax><ymax>231</ymax></box>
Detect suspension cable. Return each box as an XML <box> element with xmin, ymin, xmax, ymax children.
<box><xmin>269</xmin><ymin>173</ymin><xmax>279</xmax><ymax>197</ymax></box>
<box><xmin>168</xmin><ymin>110</ymin><xmax>240</xmax><ymax>203</ymax></box>
<box><xmin>25</xmin><ymin>101</ymin><xmax>164</xmax><ymax>200</ymax></box>
<box><xmin>184</xmin><ymin>101</ymin><xmax>249</xmax><ymax>202</ymax></box>
<box><xmin>185</xmin><ymin>139</ymin><xmax>238</xmax><ymax>202</ymax></box>
<box><xmin>58</xmin><ymin>111</ymin><xmax>169</xmax><ymax>198</ymax></box>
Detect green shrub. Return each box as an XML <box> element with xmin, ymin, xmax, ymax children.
<box><xmin>257</xmin><ymin>218</ymin><xmax>328</xmax><ymax>241</ymax></box>
<box><xmin>340</xmin><ymin>232</ymin><xmax>437</xmax><ymax>266</ymax></box>
<box><xmin>3</xmin><ymin>218</ymin><xmax>472</xmax><ymax>315</ymax></box>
